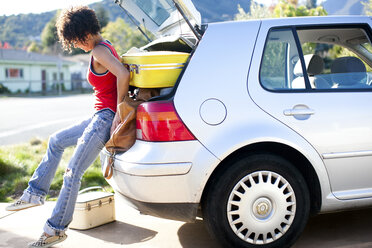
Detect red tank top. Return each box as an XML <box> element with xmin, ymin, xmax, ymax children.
<box><xmin>87</xmin><ymin>40</ymin><xmax>120</xmax><ymax>113</ymax></box>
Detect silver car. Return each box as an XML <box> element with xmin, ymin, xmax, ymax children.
<box><xmin>101</xmin><ymin>1</ymin><xmax>372</xmax><ymax>247</ymax></box>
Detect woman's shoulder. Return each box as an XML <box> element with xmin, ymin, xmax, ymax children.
<box><xmin>92</xmin><ymin>43</ymin><xmax>111</xmax><ymax>57</ymax></box>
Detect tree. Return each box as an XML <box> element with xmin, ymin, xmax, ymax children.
<box><xmin>272</xmin><ymin>0</ymin><xmax>327</xmax><ymax>18</ymax></box>
<box><xmin>362</xmin><ymin>0</ymin><xmax>372</xmax><ymax>15</ymax></box>
<box><xmin>235</xmin><ymin>3</ymin><xmax>271</xmax><ymax>20</ymax></box>
<box><xmin>94</xmin><ymin>4</ymin><xmax>110</xmax><ymax>28</ymax></box>
<box><xmin>101</xmin><ymin>18</ymin><xmax>153</xmax><ymax>55</ymax></box>
<box><xmin>235</xmin><ymin>0</ymin><xmax>327</xmax><ymax>20</ymax></box>
<box><xmin>41</xmin><ymin>17</ymin><xmax>57</xmax><ymax>47</ymax></box>
<box><xmin>0</xmin><ymin>12</ymin><xmax>55</xmax><ymax>49</ymax></box>
<box><xmin>27</xmin><ymin>42</ymin><xmax>41</xmax><ymax>53</ymax></box>
<box><xmin>288</xmin><ymin>0</ymin><xmax>299</xmax><ymax>6</ymax></box>
<box><xmin>41</xmin><ymin>11</ymin><xmax>60</xmax><ymax>54</ymax></box>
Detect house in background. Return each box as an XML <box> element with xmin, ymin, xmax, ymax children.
<box><xmin>63</xmin><ymin>54</ymin><xmax>91</xmax><ymax>91</ymax></box>
<box><xmin>0</xmin><ymin>49</ymin><xmax>73</xmax><ymax>94</ymax></box>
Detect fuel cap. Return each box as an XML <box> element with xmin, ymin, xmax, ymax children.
<box><xmin>199</xmin><ymin>98</ymin><xmax>227</xmax><ymax>125</ymax></box>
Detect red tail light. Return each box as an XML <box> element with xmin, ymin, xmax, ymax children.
<box><xmin>136</xmin><ymin>100</ymin><xmax>196</xmax><ymax>142</ymax></box>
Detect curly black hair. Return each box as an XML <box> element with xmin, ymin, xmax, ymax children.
<box><xmin>56</xmin><ymin>6</ymin><xmax>101</xmax><ymax>51</ymax></box>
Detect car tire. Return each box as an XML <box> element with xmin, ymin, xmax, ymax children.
<box><xmin>202</xmin><ymin>153</ymin><xmax>310</xmax><ymax>248</ymax></box>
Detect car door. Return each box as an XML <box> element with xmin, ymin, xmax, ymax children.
<box><xmin>249</xmin><ymin>21</ymin><xmax>372</xmax><ymax>200</ymax></box>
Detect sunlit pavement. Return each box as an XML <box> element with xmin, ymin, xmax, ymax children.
<box><xmin>2</xmin><ymin>194</ymin><xmax>372</xmax><ymax>248</ymax></box>
<box><xmin>0</xmin><ymin>196</ymin><xmax>219</xmax><ymax>248</ymax></box>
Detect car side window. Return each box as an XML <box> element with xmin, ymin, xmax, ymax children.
<box><xmin>297</xmin><ymin>26</ymin><xmax>372</xmax><ymax>90</ymax></box>
<box><xmin>260</xmin><ymin>28</ymin><xmax>305</xmax><ymax>90</ymax></box>
<box><xmin>260</xmin><ymin>26</ymin><xmax>372</xmax><ymax>92</ymax></box>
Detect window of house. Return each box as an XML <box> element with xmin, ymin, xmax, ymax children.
<box><xmin>53</xmin><ymin>72</ymin><xmax>57</xmax><ymax>82</ymax></box>
<box><xmin>5</xmin><ymin>68</ymin><xmax>23</xmax><ymax>79</ymax></box>
<box><xmin>53</xmin><ymin>72</ymin><xmax>64</xmax><ymax>82</ymax></box>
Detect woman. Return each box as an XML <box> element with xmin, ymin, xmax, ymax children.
<box><xmin>6</xmin><ymin>6</ymin><xmax>129</xmax><ymax>248</ymax></box>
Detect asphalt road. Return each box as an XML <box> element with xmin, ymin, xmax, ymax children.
<box><xmin>0</xmin><ymin>94</ymin><xmax>94</xmax><ymax>146</ymax></box>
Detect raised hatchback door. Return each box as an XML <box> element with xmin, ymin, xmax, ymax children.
<box><xmin>114</xmin><ymin>0</ymin><xmax>201</xmax><ymax>38</ymax></box>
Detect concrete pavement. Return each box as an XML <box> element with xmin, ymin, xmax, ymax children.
<box><xmin>2</xmin><ymin>195</ymin><xmax>372</xmax><ymax>248</ymax></box>
<box><xmin>0</xmin><ymin>196</ymin><xmax>219</xmax><ymax>248</ymax></box>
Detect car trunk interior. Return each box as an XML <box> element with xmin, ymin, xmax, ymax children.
<box><xmin>115</xmin><ymin>0</ymin><xmax>205</xmax><ymax>96</ymax></box>
<box><xmin>128</xmin><ymin>31</ymin><xmax>204</xmax><ymax>98</ymax></box>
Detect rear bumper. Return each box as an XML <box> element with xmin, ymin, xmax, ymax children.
<box><xmin>100</xmin><ymin>140</ymin><xmax>220</xmax><ymax>221</ymax></box>
<box><xmin>116</xmin><ymin>191</ymin><xmax>199</xmax><ymax>222</ymax></box>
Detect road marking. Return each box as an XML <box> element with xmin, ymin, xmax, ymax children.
<box><xmin>0</xmin><ymin>117</ymin><xmax>90</xmax><ymax>138</ymax></box>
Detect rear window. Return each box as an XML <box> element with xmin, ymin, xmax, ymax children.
<box><xmin>133</xmin><ymin>0</ymin><xmax>175</xmax><ymax>26</ymax></box>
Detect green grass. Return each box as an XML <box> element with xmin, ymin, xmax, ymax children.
<box><xmin>0</xmin><ymin>138</ymin><xmax>111</xmax><ymax>202</ymax></box>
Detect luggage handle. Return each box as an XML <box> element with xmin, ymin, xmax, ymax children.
<box><xmin>78</xmin><ymin>186</ymin><xmax>107</xmax><ymax>195</ymax></box>
<box><xmin>124</xmin><ymin>63</ymin><xmax>139</xmax><ymax>75</ymax></box>
<box><xmin>124</xmin><ymin>63</ymin><xmax>138</xmax><ymax>82</ymax></box>
<box><xmin>75</xmin><ymin>197</ymin><xmax>114</xmax><ymax>211</ymax></box>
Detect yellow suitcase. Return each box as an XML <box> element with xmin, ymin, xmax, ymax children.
<box><xmin>69</xmin><ymin>186</ymin><xmax>115</xmax><ymax>230</ymax></box>
<box><xmin>122</xmin><ymin>51</ymin><xmax>190</xmax><ymax>88</ymax></box>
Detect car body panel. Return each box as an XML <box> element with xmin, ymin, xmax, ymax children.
<box><xmin>101</xmin><ymin>15</ymin><xmax>372</xmax><ymax>223</ymax></box>
<box><xmin>248</xmin><ymin>16</ymin><xmax>372</xmax><ymax>201</ymax></box>
<box><xmin>173</xmin><ymin>20</ymin><xmax>332</xmax><ymax>210</ymax></box>
<box><xmin>101</xmin><ymin>140</ymin><xmax>220</xmax><ymax>203</ymax></box>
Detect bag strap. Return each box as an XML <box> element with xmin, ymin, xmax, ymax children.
<box><xmin>103</xmin><ymin>152</ymin><xmax>115</xmax><ymax>179</ymax></box>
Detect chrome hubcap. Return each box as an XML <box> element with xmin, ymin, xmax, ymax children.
<box><xmin>227</xmin><ymin>171</ymin><xmax>296</xmax><ymax>245</ymax></box>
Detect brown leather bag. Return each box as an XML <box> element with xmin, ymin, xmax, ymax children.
<box><xmin>103</xmin><ymin>88</ymin><xmax>160</xmax><ymax>179</ymax></box>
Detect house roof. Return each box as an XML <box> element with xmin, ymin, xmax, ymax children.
<box><xmin>0</xmin><ymin>49</ymin><xmax>72</xmax><ymax>65</ymax></box>
<box><xmin>63</xmin><ymin>54</ymin><xmax>90</xmax><ymax>65</ymax></box>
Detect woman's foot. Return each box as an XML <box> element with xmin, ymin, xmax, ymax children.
<box><xmin>5</xmin><ymin>199</ymin><xmax>41</xmax><ymax>211</ymax></box>
<box><xmin>28</xmin><ymin>232</ymin><xmax>67</xmax><ymax>248</ymax></box>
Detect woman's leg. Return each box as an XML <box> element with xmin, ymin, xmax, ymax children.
<box><xmin>44</xmin><ymin>109</ymin><xmax>114</xmax><ymax>235</ymax></box>
<box><xmin>20</xmin><ymin>117</ymin><xmax>92</xmax><ymax>205</ymax></box>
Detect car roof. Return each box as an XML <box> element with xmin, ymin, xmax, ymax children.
<box><xmin>208</xmin><ymin>15</ymin><xmax>371</xmax><ymax>28</ymax></box>
<box><xmin>261</xmin><ymin>15</ymin><xmax>370</xmax><ymax>25</ymax></box>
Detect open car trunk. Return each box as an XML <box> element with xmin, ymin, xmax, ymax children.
<box><xmin>114</xmin><ymin>0</ymin><xmax>205</xmax><ymax>91</ymax></box>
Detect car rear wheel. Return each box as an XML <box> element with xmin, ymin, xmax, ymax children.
<box><xmin>202</xmin><ymin>153</ymin><xmax>310</xmax><ymax>248</ymax></box>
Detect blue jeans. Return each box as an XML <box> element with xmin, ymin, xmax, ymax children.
<box><xmin>20</xmin><ymin>108</ymin><xmax>115</xmax><ymax>235</ymax></box>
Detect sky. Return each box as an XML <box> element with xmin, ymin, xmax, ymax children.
<box><xmin>0</xmin><ymin>0</ymin><xmax>102</xmax><ymax>16</ymax></box>
<box><xmin>0</xmin><ymin>0</ymin><xmax>327</xmax><ymax>16</ymax></box>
